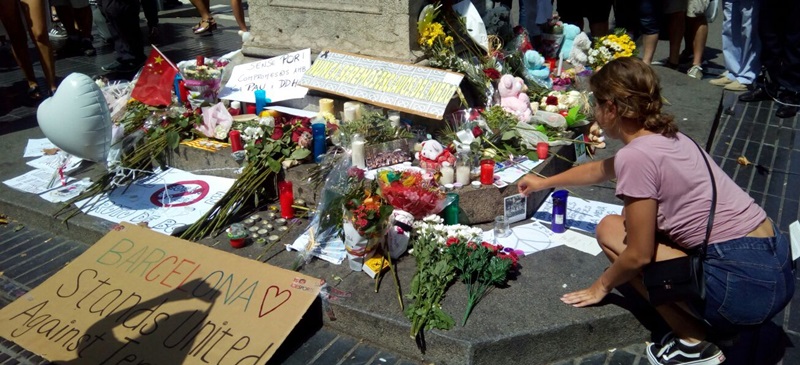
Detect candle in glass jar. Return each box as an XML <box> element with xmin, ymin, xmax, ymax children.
<box><xmin>456</xmin><ymin>165</ymin><xmax>471</xmax><ymax>185</ymax></box>
<box><xmin>388</xmin><ymin>111</ymin><xmax>401</xmax><ymax>128</ymax></box>
<box><xmin>440</xmin><ymin>162</ymin><xmax>454</xmax><ymax>185</ymax></box>
<box><xmin>278</xmin><ymin>181</ymin><xmax>294</xmax><ymax>219</ymax></box>
<box><xmin>480</xmin><ymin>161</ymin><xmax>494</xmax><ymax>185</ymax></box>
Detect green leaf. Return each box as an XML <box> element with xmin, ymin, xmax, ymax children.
<box><xmin>501</xmin><ymin>130</ymin><xmax>516</xmax><ymax>141</ymax></box>
<box><xmin>166</xmin><ymin>130</ymin><xmax>180</xmax><ymax>149</ymax></box>
<box><xmin>267</xmin><ymin>157</ymin><xmax>281</xmax><ymax>173</ymax></box>
<box><xmin>289</xmin><ymin>148</ymin><xmax>311</xmax><ymax>160</ymax></box>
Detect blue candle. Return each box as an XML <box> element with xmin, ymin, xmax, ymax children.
<box><xmin>254</xmin><ymin>89</ymin><xmax>267</xmax><ymax>115</ymax></box>
<box><xmin>551</xmin><ymin>190</ymin><xmax>569</xmax><ymax>233</ymax></box>
<box><xmin>312</xmin><ymin>123</ymin><xmax>326</xmax><ymax>163</ymax></box>
<box><xmin>173</xmin><ymin>74</ymin><xmax>183</xmax><ymax>103</ymax></box>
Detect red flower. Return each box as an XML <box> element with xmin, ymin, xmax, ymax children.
<box><xmin>498</xmin><ymin>252</ymin><xmax>519</xmax><ymax>268</ymax></box>
<box><xmin>559</xmin><ymin>110</ymin><xmax>569</xmax><ymax>117</ymax></box>
<box><xmin>472</xmin><ymin>126</ymin><xmax>483</xmax><ymax>138</ymax></box>
<box><xmin>483</xmin><ymin>68</ymin><xmax>501</xmax><ymax>80</ymax></box>
<box><xmin>446</xmin><ymin>237</ymin><xmax>459</xmax><ymax>246</ymax></box>
<box><xmin>481</xmin><ymin>241</ymin><xmax>498</xmax><ymax>252</ymax></box>
<box><xmin>545</xmin><ymin>96</ymin><xmax>559</xmax><ymax>106</ymax></box>
<box><xmin>271</xmin><ymin>127</ymin><xmax>284</xmax><ymax>140</ymax></box>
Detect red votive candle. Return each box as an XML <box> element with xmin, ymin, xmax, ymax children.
<box><xmin>196</xmin><ymin>56</ymin><xmax>205</xmax><ymax>67</ymax></box>
<box><xmin>230</xmin><ymin>238</ymin><xmax>246</xmax><ymax>248</ymax></box>
<box><xmin>246</xmin><ymin>104</ymin><xmax>256</xmax><ymax>114</ymax></box>
<box><xmin>278</xmin><ymin>181</ymin><xmax>295</xmax><ymax>219</ymax></box>
<box><xmin>178</xmin><ymin>80</ymin><xmax>188</xmax><ymax>103</ymax></box>
<box><xmin>537</xmin><ymin>142</ymin><xmax>549</xmax><ymax>160</ymax></box>
<box><xmin>480</xmin><ymin>160</ymin><xmax>494</xmax><ymax>185</ymax></box>
<box><xmin>229</xmin><ymin>130</ymin><xmax>243</xmax><ymax>152</ymax></box>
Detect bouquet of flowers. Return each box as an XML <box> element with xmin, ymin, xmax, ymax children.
<box><xmin>588</xmin><ymin>28</ymin><xmax>637</xmax><ymax>70</ymax></box>
<box><xmin>343</xmin><ymin>174</ymin><xmax>393</xmax><ymax>240</ymax></box>
<box><xmin>446</xmin><ymin>238</ymin><xmax>518</xmax><ymax>325</ymax></box>
<box><xmin>179</xmin><ymin>57</ymin><xmax>229</xmax><ymax>108</ymax></box>
<box><xmin>377</xmin><ymin>170</ymin><xmax>447</xmax><ymax>219</ymax></box>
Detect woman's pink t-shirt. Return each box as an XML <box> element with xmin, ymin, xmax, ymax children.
<box><xmin>614</xmin><ymin>132</ymin><xmax>766</xmax><ymax>248</ymax></box>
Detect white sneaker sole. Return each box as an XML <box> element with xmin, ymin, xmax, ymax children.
<box><xmin>646</xmin><ymin>347</ymin><xmax>726</xmax><ymax>365</ymax></box>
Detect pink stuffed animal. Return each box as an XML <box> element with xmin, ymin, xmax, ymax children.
<box><xmin>498</xmin><ymin>74</ymin><xmax>532</xmax><ymax>122</ymax></box>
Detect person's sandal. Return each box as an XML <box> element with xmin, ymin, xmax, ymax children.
<box><xmin>193</xmin><ymin>18</ymin><xmax>217</xmax><ymax>35</ymax></box>
<box><xmin>27</xmin><ymin>84</ymin><xmax>43</xmax><ymax>101</ymax></box>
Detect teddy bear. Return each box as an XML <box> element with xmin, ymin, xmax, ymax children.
<box><xmin>559</xmin><ymin>24</ymin><xmax>581</xmax><ymax>61</ymax></box>
<box><xmin>568</xmin><ymin>32</ymin><xmax>592</xmax><ymax>67</ymax></box>
<box><xmin>415</xmin><ymin>139</ymin><xmax>455</xmax><ymax>171</ymax></box>
<box><xmin>524</xmin><ymin>50</ymin><xmax>553</xmax><ymax>89</ymax></box>
<box><xmin>498</xmin><ymin>74</ymin><xmax>532</xmax><ymax>122</ymax></box>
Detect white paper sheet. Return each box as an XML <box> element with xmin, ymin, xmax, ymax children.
<box><xmin>76</xmin><ymin>168</ymin><xmax>235</xmax><ymax>235</ymax></box>
<box><xmin>220</xmin><ymin>49</ymin><xmax>311</xmax><ymax>103</ymax></box>
<box><xmin>23</xmin><ymin>138</ymin><xmax>58</xmax><ymax>158</ymax></box>
<box><xmin>495</xmin><ymin>159</ymin><xmax>543</xmax><ymax>184</ymax></box>
<box><xmin>482</xmin><ymin>220</ymin><xmax>561</xmax><ymax>255</ymax></box>
<box><xmin>533</xmin><ymin>193</ymin><xmax>623</xmax><ymax>234</ymax></box>
<box><xmin>26</xmin><ymin>154</ymin><xmax>84</xmax><ymax>173</ymax></box>
<box><xmin>550</xmin><ymin>229</ymin><xmax>603</xmax><ymax>256</ymax></box>
<box><xmin>39</xmin><ymin>178</ymin><xmax>93</xmax><ymax>203</ymax></box>
<box><xmin>3</xmin><ymin>169</ymin><xmax>71</xmax><ymax>194</ymax></box>
<box><xmin>288</xmin><ymin>231</ymin><xmax>346</xmax><ymax>265</ymax></box>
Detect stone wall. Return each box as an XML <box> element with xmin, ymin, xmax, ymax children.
<box><xmin>244</xmin><ymin>0</ymin><xmax>427</xmax><ymax>62</ymax></box>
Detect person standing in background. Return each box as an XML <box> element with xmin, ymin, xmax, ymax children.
<box><xmin>50</xmin><ymin>0</ymin><xmax>95</xmax><ymax>56</ymax></box>
<box><xmin>708</xmin><ymin>0</ymin><xmax>760</xmax><ymax>92</ymax></box>
<box><xmin>683</xmin><ymin>0</ymin><xmax>709</xmax><ymax>79</ymax></box>
<box><xmin>99</xmin><ymin>0</ymin><xmax>145</xmax><ymax>72</ymax></box>
<box><xmin>0</xmin><ymin>0</ymin><xmax>58</xmax><ymax>99</ymax></box>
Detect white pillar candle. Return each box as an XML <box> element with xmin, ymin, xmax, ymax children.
<box><xmin>557</xmin><ymin>55</ymin><xmax>563</xmax><ymax>76</ymax></box>
<box><xmin>351</xmin><ymin>140</ymin><xmax>366</xmax><ymax>169</ymax></box>
<box><xmin>456</xmin><ymin>165</ymin><xmax>471</xmax><ymax>185</ymax></box>
<box><xmin>343</xmin><ymin>106</ymin><xmax>357</xmax><ymax>122</ymax></box>
<box><xmin>440</xmin><ymin>162</ymin><xmax>454</xmax><ymax>185</ymax></box>
<box><xmin>388</xmin><ymin>111</ymin><xmax>401</xmax><ymax>128</ymax></box>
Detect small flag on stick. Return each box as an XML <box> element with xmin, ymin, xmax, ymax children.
<box><xmin>131</xmin><ymin>46</ymin><xmax>178</xmax><ymax>106</ymax></box>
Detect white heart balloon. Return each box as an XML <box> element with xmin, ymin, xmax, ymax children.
<box><xmin>37</xmin><ymin>73</ymin><xmax>112</xmax><ymax>162</ymax></box>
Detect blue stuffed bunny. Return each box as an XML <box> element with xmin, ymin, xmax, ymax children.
<box><xmin>559</xmin><ymin>24</ymin><xmax>581</xmax><ymax>60</ymax></box>
<box><xmin>524</xmin><ymin>50</ymin><xmax>553</xmax><ymax>88</ymax></box>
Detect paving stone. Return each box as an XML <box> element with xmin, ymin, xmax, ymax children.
<box><xmin>276</xmin><ymin>330</ymin><xmax>337</xmax><ymax>365</ymax></box>
<box><xmin>607</xmin><ymin>350</ymin><xmax>639</xmax><ymax>365</ymax></box>
<box><xmin>577</xmin><ymin>352</ymin><xmax>607</xmax><ymax>365</ymax></box>
<box><xmin>308</xmin><ymin>334</ymin><xmax>358</xmax><ymax>364</ymax></box>
<box><xmin>338</xmin><ymin>343</ymin><xmax>380</xmax><ymax>365</ymax></box>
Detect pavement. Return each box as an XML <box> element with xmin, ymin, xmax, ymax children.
<box><xmin>1</xmin><ymin>2</ymin><xmax>799</xmax><ymax>365</ymax></box>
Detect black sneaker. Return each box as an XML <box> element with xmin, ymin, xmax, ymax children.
<box><xmin>81</xmin><ymin>38</ymin><xmax>96</xmax><ymax>56</ymax></box>
<box><xmin>738</xmin><ymin>85</ymin><xmax>775</xmax><ymax>103</ymax></box>
<box><xmin>776</xmin><ymin>91</ymin><xmax>799</xmax><ymax>119</ymax></box>
<box><xmin>101</xmin><ymin>60</ymin><xmax>142</xmax><ymax>73</ymax></box>
<box><xmin>647</xmin><ymin>338</ymin><xmax>725</xmax><ymax>365</ymax></box>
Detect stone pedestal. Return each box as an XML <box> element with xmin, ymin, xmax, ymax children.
<box><xmin>243</xmin><ymin>0</ymin><xmax>426</xmax><ymax>62</ymax></box>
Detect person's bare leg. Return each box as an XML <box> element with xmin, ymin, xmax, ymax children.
<box><xmin>687</xmin><ymin>16</ymin><xmax>708</xmax><ymax>67</ymax></box>
<box><xmin>0</xmin><ymin>0</ymin><xmax>38</xmax><ymax>91</ymax></box>
<box><xmin>642</xmin><ymin>33</ymin><xmax>659</xmax><ymax>64</ymax></box>
<box><xmin>667</xmin><ymin>11</ymin><xmax>686</xmax><ymax>65</ymax></box>
<box><xmin>189</xmin><ymin>0</ymin><xmax>212</xmax><ymax>21</ymax></box>
<box><xmin>596</xmin><ymin>215</ymin><xmax>707</xmax><ymax>343</ymax></box>
<box><xmin>230</xmin><ymin>0</ymin><xmax>247</xmax><ymax>32</ymax></box>
<box><xmin>20</xmin><ymin>0</ymin><xmax>57</xmax><ymax>92</ymax></box>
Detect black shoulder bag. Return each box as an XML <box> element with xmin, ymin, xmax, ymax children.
<box><xmin>642</xmin><ymin>136</ymin><xmax>717</xmax><ymax>307</ymax></box>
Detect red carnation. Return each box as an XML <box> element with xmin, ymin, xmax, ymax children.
<box><xmin>545</xmin><ymin>96</ymin><xmax>559</xmax><ymax>106</ymax></box>
<box><xmin>483</xmin><ymin>68</ymin><xmax>501</xmax><ymax>80</ymax></box>
<box><xmin>446</xmin><ymin>237</ymin><xmax>459</xmax><ymax>246</ymax></box>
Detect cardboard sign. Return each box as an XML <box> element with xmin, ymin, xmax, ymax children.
<box><xmin>299</xmin><ymin>49</ymin><xmax>464</xmax><ymax>119</ymax></box>
<box><xmin>77</xmin><ymin>168</ymin><xmax>234</xmax><ymax>235</ymax></box>
<box><xmin>0</xmin><ymin>223</ymin><xmax>321</xmax><ymax>364</ymax></box>
<box><xmin>220</xmin><ymin>48</ymin><xmax>311</xmax><ymax>103</ymax></box>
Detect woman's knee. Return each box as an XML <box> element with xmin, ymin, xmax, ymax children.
<box><xmin>596</xmin><ymin>214</ymin><xmax>625</xmax><ymax>249</ymax></box>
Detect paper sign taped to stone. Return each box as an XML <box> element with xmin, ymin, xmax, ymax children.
<box><xmin>0</xmin><ymin>223</ymin><xmax>321</xmax><ymax>364</ymax></box>
<box><xmin>220</xmin><ymin>48</ymin><xmax>310</xmax><ymax>103</ymax></box>
<box><xmin>299</xmin><ymin>49</ymin><xmax>464</xmax><ymax>119</ymax></box>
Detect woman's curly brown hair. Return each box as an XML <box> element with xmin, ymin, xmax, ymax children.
<box><xmin>589</xmin><ymin>57</ymin><xmax>678</xmax><ymax>138</ymax></box>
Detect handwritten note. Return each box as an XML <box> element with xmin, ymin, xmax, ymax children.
<box><xmin>533</xmin><ymin>193</ymin><xmax>623</xmax><ymax>234</ymax></box>
<box><xmin>550</xmin><ymin>229</ymin><xmax>603</xmax><ymax>256</ymax></box>
<box><xmin>220</xmin><ymin>48</ymin><xmax>310</xmax><ymax>103</ymax></box>
<box><xmin>3</xmin><ymin>169</ymin><xmax>70</xmax><ymax>194</ymax></box>
<box><xmin>26</xmin><ymin>154</ymin><xmax>83</xmax><ymax>173</ymax></box>
<box><xmin>23</xmin><ymin>138</ymin><xmax>57</xmax><ymax>158</ymax></box>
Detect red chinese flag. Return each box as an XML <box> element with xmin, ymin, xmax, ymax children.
<box><xmin>131</xmin><ymin>46</ymin><xmax>178</xmax><ymax>106</ymax></box>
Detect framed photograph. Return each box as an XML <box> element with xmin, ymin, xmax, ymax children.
<box><xmin>504</xmin><ymin>194</ymin><xmax>527</xmax><ymax>224</ymax></box>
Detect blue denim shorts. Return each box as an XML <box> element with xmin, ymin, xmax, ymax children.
<box><xmin>691</xmin><ymin>223</ymin><xmax>795</xmax><ymax>332</ymax></box>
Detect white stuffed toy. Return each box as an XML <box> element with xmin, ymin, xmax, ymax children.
<box><xmin>416</xmin><ymin>139</ymin><xmax>455</xmax><ymax>171</ymax></box>
<box><xmin>568</xmin><ymin>32</ymin><xmax>592</xmax><ymax>67</ymax></box>
<box><xmin>498</xmin><ymin>74</ymin><xmax>532</xmax><ymax>122</ymax></box>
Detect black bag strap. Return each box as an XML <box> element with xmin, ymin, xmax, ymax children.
<box><xmin>687</xmin><ymin>134</ymin><xmax>717</xmax><ymax>258</ymax></box>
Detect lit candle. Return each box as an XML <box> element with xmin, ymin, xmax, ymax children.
<box><xmin>351</xmin><ymin>134</ymin><xmax>366</xmax><ymax>169</ymax></box>
<box><xmin>319</xmin><ymin>98</ymin><xmax>334</xmax><ymax>115</ymax></box>
<box><xmin>456</xmin><ymin>165</ymin><xmax>471</xmax><ymax>185</ymax></box>
<box><xmin>278</xmin><ymin>181</ymin><xmax>295</xmax><ymax>219</ymax></box>
<box><xmin>229</xmin><ymin>130</ymin><xmax>243</xmax><ymax>152</ymax></box>
<box><xmin>480</xmin><ymin>160</ymin><xmax>494</xmax><ymax>185</ymax></box>
<box><xmin>440</xmin><ymin>162</ymin><xmax>454</xmax><ymax>185</ymax></box>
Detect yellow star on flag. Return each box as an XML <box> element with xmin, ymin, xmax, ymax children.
<box><xmin>154</xmin><ymin>55</ymin><xmax>163</xmax><ymax>64</ymax></box>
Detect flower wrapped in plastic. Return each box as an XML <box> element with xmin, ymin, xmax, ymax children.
<box><xmin>377</xmin><ymin>169</ymin><xmax>448</xmax><ymax>219</ymax></box>
<box><xmin>178</xmin><ymin>57</ymin><xmax>229</xmax><ymax>108</ymax></box>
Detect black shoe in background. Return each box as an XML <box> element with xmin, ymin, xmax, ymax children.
<box><xmin>776</xmin><ymin>91</ymin><xmax>799</xmax><ymax>118</ymax></box>
<box><xmin>739</xmin><ymin>85</ymin><xmax>775</xmax><ymax>103</ymax></box>
<box><xmin>101</xmin><ymin>59</ymin><xmax>143</xmax><ymax>73</ymax></box>
<box><xmin>81</xmin><ymin>38</ymin><xmax>96</xmax><ymax>57</ymax></box>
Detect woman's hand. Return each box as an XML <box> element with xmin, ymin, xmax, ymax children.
<box><xmin>517</xmin><ymin>174</ymin><xmax>546</xmax><ymax>196</ymax></box>
<box><xmin>561</xmin><ymin>279</ymin><xmax>610</xmax><ymax>307</ymax></box>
